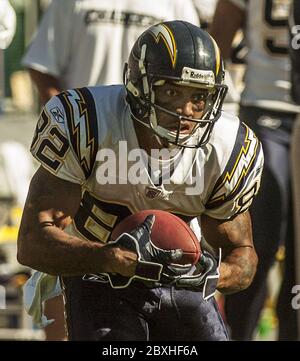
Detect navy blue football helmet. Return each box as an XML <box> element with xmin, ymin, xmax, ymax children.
<box><xmin>124</xmin><ymin>20</ymin><xmax>228</xmax><ymax>148</ymax></box>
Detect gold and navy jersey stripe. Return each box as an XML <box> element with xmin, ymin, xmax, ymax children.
<box><xmin>206</xmin><ymin>122</ymin><xmax>262</xmax><ymax>209</ymax></box>
<box><xmin>57</xmin><ymin>87</ymin><xmax>99</xmax><ymax>179</ymax></box>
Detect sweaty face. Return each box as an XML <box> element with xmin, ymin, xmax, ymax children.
<box><xmin>154</xmin><ymin>82</ymin><xmax>209</xmax><ymax>135</ymax></box>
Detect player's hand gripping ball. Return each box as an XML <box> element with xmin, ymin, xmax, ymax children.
<box><xmin>111</xmin><ymin>210</ymin><xmax>201</xmax><ymax>280</ymax></box>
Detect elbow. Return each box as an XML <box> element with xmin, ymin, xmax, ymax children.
<box><xmin>17</xmin><ymin>229</ymin><xmax>57</xmax><ymax>274</ymax></box>
<box><xmin>17</xmin><ymin>243</ymin><xmax>31</xmax><ymax>268</ymax></box>
<box><xmin>17</xmin><ymin>232</ymin><xmax>36</xmax><ymax>268</ymax></box>
<box><xmin>237</xmin><ymin>276</ymin><xmax>254</xmax><ymax>292</ymax></box>
<box><xmin>17</xmin><ymin>249</ymin><xmax>33</xmax><ymax>268</ymax></box>
<box><xmin>238</xmin><ymin>250</ymin><xmax>258</xmax><ymax>291</ymax></box>
<box><xmin>219</xmin><ymin>248</ymin><xmax>258</xmax><ymax>295</ymax></box>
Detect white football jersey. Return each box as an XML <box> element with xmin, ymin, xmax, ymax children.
<box><xmin>193</xmin><ymin>0</ymin><xmax>218</xmax><ymax>24</ymax></box>
<box><xmin>22</xmin><ymin>0</ymin><xmax>199</xmax><ymax>88</ymax></box>
<box><xmin>229</xmin><ymin>0</ymin><xmax>299</xmax><ymax>112</ymax></box>
<box><xmin>30</xmin><ymin>85</ymin><xmax>264</xmax><ymax>244</ymax></box>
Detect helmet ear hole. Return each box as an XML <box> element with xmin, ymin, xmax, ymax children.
<box><xmin>133</xmin><ymin>88</ymin><xmax>140</xmax><ymax>97</ymax></box>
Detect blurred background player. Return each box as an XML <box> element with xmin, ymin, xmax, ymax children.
<box><xmin>21</xmin><ymin>0</ymin><xmax>200</xmax><ymax>340</ymax></box>
<box><xmin>289</xmin><ymin>0</ymin><xmax>300</xmax><ymax>340</ymax></box>
<box><xmin>22</xmin><ymin>0</ymin><xmax>199</xmax><ymax>105</ymax></box>
<box><xmin>0</xmin><ymin>0</ymin><xmax>16</xmax><ymax>112</ymax></box>
<box><xmin>210</xmin><ymin>0</ymin><xmax>300</xmax><ymax>340</ymax></box>
<box><xmin>195</xmin><ymin>0</ymin><xmax>243</xmax><ymax>115</ymax></box>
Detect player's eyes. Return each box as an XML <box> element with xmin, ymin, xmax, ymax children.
<box><xmin>192</xmin><ymin>93</ymin><xmax>206</xmax><ymax>103</ymax></box>
<box><xmin>165</xmin><ymin>89</ymin><xmax>178</xmax><ymax>97</ymax></box>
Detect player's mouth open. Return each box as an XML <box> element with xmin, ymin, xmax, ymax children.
<box><xmin>164</xmin><ymin>123</ymin><xmax>194</xmax><ymax>134</ymax></box>
<box><xmin>179</xmin><ymin>124</ymin><xmax>193</xmax><ymax>134</ymax></box>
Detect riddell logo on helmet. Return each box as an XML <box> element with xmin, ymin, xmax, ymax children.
<box><xmin>190</xmin><ymin>71</ymin><xmax>204</xmax><ymax>79</ymax></box>
<box><xmin>182</xmin><ymin>67</ymin><xmax>215</xmax><ymax>86</ymax></box>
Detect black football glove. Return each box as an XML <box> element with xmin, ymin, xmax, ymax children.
<box><xmin>174</xmin><ymin>248</ymin><xmax>221</xmax><ymax>300</ymax></box>
<box><xmin>83</xmin><ymin>215</ymin><xmax>192</xmax><ymax>288</ymax></box>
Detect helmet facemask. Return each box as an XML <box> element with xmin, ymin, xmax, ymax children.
<box><xmin>125</xmin><ymin>64</ymin><xmax>228</xmax><ymax>149</ymax></box>
<box><xmin>150</xmin><ymin>78</ymin><xmax>228</xmax><ymax>148</ymax></box>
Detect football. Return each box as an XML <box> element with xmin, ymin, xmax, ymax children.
<box><xmin>111</xmin><ymin>209</ymin><xmax>201</xmax><ymax>265</ymax></box>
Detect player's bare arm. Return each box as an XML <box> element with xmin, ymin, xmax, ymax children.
<box><xmin>209</xmin><ymin>0</ymin><xmax>245</xmax><ymax>59</ymax></box>
<box><xmin>29</xmin><ymin>69</ymin><xmax>63</xmax><ymax>105</ymax></box>
<box><xmin>17</xmin><ymin>166</ymin><xmax>137</xmax><ymax>277</ymax></box>
<box><xmin>201</xmin><ymin>211</ymin><xmax>257</xmax><ymax>294</ymax></box>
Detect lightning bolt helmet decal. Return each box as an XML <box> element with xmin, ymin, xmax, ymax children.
<box><xmin>148</xmin><ymin>24</ymin><xmax>177</xmax><ymax>68</ymax></box>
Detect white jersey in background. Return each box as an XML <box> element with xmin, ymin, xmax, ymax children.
<box><xmin>0</xmin><ymin>0</ymin><xmax>16</xmax><ymax>49</ymax></box>
<box><xmin>230</xmin><ymin>0</ymin><xmax>299</xmax><ymax>112</ymax></box>
<box><xmin>0</xmin><ymin>142</ymin><xmax>34</xmax><ymax>206</ymax></box>
<box><xmin>22</xmin><ymin>0</ymin><xmax>199</xmax><ymax>88</ymax></box>
<box><xmin>193</xmin><ymin>0</ymin><xmax>218</xmax><ymax>25</ymax></box>
<box><xmin>30</xmin><ymin>85</ymin><xmax>264</xmax><ymax>245</ymax></box>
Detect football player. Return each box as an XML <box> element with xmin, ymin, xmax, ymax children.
<box><xmin>21</xmin><ymin>0</ymin><xmax>200</xmax><ymax>341</ymax></box>
<box><xmin>18</xmin><ymin>21</ymin><xmax>263</xmax><ymax>341</ymax></box>
<box><xmin>210</xmin><ymin>0</ymin><xmax>299</xmax><ymax>340</ymax></box>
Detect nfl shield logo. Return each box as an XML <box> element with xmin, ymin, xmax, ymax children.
<box><xmin>145</xmin><ymin>186</ymin><xmax>162</xmax><ymax>199</ymax></box>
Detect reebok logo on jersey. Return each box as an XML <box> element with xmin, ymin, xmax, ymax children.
<box><xmin>50</xmin><ymin>106</ymin><xmax>64</xmax><ymax>123</ymax></box>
